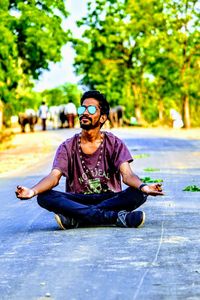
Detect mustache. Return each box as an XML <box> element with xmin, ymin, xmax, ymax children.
<box><xmin>79</xmin><ymin>116</ymin><xmax>92</xmax><ymax>122</ymax></box>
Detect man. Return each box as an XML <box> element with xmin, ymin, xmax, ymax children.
<box><xmin>16</xmin><ymin>91</ymin><xmax>164</xmax><ymax>229</ymax></box>
<box><xmin>64</xmin><ymin>100</ymin><xmax>77</xmax><ymax>128</ymax></box>
<box><xmin>38</xmin><ymin>101</ymin><xmax>49</xmax><ymax>131</ymax></box>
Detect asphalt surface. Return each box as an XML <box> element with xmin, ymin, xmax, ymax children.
<box><xmin>0</xmin><ymin>128</ymin><xmax>200</xmax><ymax>300</ymax></box>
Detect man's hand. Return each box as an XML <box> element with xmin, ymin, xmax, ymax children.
<box><xmin>141</xmin><ymin>183</ymin><xmax>164</xmax><ymax>196</ymax></box>
<box><xmin>15</xmin><ymin>185</ymin><xmax>35</xmax><ymax>200</ymax></box>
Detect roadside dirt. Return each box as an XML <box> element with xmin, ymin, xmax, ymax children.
<box><xmin>0</xmin><ymin>130</ymin><xmax>61</xmax><ymax>177</ymax></box>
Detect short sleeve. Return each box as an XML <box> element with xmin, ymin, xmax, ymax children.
<box><xmin>52</xmin><ymin>143</ymin><xmax>69</xmax><ymax>177</ymax></box>
<box><xmin>112</xmin><ymin>137</ymin><xmax>133</xmax><ymax>170</ymax></box>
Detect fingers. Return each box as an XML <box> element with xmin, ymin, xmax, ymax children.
<box><xmin>156</xmin><ymin>184</ymin><xmax>163</xmax><ymax>192</ymax></box>
<box><xmin>15</xmin><ymin>185</ymin><xmax>26</xmax><ymax>198</ymax></box>
<box><xmin>148</xmin><ymin>184</ymin><xmax>165</xmax><ymax>196</ymax></box>
<box><xmin>153</xmin><ymin>191</ymin><xmax>165</xmax><ymax>196</ymax></box>
<box><xmin>151</xmin><ymin>183</ymin><xmax>163</xmax><ymax>192</ymax></box>
<box><xmin>16</xmin><ymin>185</ymin><xmax>24</xmax><ymax>193</ymax></box>
<box><xmin>15</xmin><ymin>186</ymin><xmax>35</xmax><ymax>200</ymax></box>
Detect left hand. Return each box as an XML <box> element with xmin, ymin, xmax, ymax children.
<box><xmin>141</xmin><ymin>183</ymin><xmax>164</xmax><ymax>196</ymax></box>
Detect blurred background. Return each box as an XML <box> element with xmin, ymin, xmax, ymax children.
<box><xmin>0</xmin><ymin>0</ymin><xmax>199</xmax><ymax>137</ymax></box>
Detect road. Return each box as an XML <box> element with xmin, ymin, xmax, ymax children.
<box><xmin>0</xmin><ymin>128</ymin><xmax>200</xmax><ymax>300</ymax></box>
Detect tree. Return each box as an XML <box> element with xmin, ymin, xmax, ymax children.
<box><xmin>60</xmin><ymin>83</ymin><xmax>82</xmax><ymax>107</ymax></box>
<box><xmin>166</xmin><ymin>0</ymin><xmax>200</xmax><ymax>128</ymax></box>
<box><xmin>0</xmin><ymin>0</ymin><xmax>70</xmax><ymax>123</ymax></box>
<box><xmin>73</xmin><ymin>0</ymin><xmax>200</xmax><ymax>127</ymax></box>
<box><xmin>41</xmin><ymin>83</ymin><xmax>81</xmax><ymax>107</ymax></box>
<box><xmin>73</xmin><ymin>0</ymin><xmax>168</xmax><ymax>123</ymax></box>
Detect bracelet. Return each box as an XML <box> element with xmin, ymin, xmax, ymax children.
<box><xmin>139</xmin><ymin>183</ymin><xmax>148</xmax><ymax>191</ymax></box>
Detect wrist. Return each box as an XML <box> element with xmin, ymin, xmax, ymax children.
<box><xmin>32</xmin><ymin>189</ymin><xmax>37</xmax><ymax>197</ymax></box>
<box><xmin>138</xmin><ymin>183</ymin><xmax>148</xmax><ymax>191</ymax></box>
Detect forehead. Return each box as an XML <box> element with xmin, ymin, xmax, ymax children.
<box><xmin>82</xmin><ymin>98</ymin><xmax>100</xmax><ymax>107</ymax></box>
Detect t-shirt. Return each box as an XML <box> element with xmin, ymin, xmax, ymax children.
<box><xmin>64</xmin><ymin>102</ymin><xmax>77</xmax><ymax>115</ymax></box>
<box><xmin>38</xmin><ymin>105</ymin><xmax>48</xmax><ymax>119</ymax></box>
<box><xmin>52</xmin><ymin>131</ymin><xmax>133</xmax><ymax>194</ymax></box>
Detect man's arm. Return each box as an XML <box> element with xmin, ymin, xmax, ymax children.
<box><xmin>120</xmin><ymin>162</ymin><xmax>164</xmax><ymax>196</ymax></box>
<box><xmin>15</xmin><ymin>168</ymin><xmax>62</xmax><ymax>200</ymax></box>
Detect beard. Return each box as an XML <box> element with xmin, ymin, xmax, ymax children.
<box><xmin>79</xmin><ymin>116</ymin><xmax>101</xmax><ymax>130</ymax></box>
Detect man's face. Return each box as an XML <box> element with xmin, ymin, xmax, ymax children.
<box><xmin>78</xmin><ymin>98</ymin><xmax>102</xmax><ymax>130</ymax></box>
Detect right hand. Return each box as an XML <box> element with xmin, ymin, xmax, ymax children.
<box><xmin>15</xmin><ymin>185</ymin><xmax>35</xmax><ymax>200</ymax></box>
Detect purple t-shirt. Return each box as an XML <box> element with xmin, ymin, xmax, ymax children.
<box><xmin>52</xmin><ymin>131</ymin><xmax>133</xmax><ymax>194</ymax></box>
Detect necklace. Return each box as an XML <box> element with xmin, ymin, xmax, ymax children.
<box><xmin>78</xmin><ymin>133</ymin><xmax>104</xmax><ymax>175</ymax></box>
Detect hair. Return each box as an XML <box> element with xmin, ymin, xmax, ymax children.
<box><xmin>80</xmin><ymin>90</ymin><xmax>110</xmax><ymax>117</ymax></box>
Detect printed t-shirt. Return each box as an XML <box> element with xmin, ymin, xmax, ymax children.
<box><xmin>52</xmin><ymin>131</ymin><xmax>133</xmax><ymax>194</ymax></box>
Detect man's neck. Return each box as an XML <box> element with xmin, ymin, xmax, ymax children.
<box><xmin>81</xmin><ymin>128</ymin><xmax>102</xmax><ymax>143</ymax></box>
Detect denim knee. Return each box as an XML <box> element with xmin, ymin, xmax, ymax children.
<box><xmin>37</xmin><ymin>191</ymin><xmax>50</xmax><ymax>208</ymax></box>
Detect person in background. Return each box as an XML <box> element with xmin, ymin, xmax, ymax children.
<box><xmin>64</xmin><ymin>100</ymin><xmax>77</xmax><ymax>128</ymax></box>
<box><xmin>16</xmin><ymin>90</ymin><xmax>164</xmax><ymax>230</ymax></box>
<box><xmin>170</xmin><ymin>109</ymin><xmax>184</xmax><ymax>129</ymax></box>
<box><xmin>38</xmin><ymin>101</ymin><xmax>49</xmax><ymax>131</ymax></box>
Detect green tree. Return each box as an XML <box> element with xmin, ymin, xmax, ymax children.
<box><xmin>60</xmin><ymin>82</ymin><xmax>82</xmax><ymax>107</ymax></box>
<box><xmin>164</xmin><ymin>0</ymin><xmax>200</xmax><ymax>128</ymax></box>
<box><xmin>0</xmin><ymin>0</ymin><xmax>70</xmax><ymax>123</ymax></box>
<box><xmin>41</xmin><ymin>83</ymin><xmax>81</xmax><ymax>107</ymax></box>
<box><xmin>73</xmin><ymin>0</ymin><xmax>168</xmax><ymax>123</ymax></box>
<box><xmin>73</xmin><ymin>0</ymin><xmax>200</xmax><ymax>127</ymax></box>
<box><xmin>41</xmin><ymin>88</ymin><xmax>65</xmax><ymax>107</ymax></box>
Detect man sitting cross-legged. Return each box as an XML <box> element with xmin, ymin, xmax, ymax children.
<box><xmin>16</xmin><ymin>90</ymin><xmax>164</xmax><ymax>229</ymax></box>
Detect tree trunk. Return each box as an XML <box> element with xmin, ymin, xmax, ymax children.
<box><xmin>132</xmin><ymin>84</ymin><xmax>143</xmax><ymax>124</ymax></box>
<box><xmin>183</xmin><ymin>95</ymin><xmax>190</xmax><ymax>128</ymax></box>
<box><xmin>135</xmin><ymin>106</ymin><xmax>142</xmax><ymax>124</ymax></box>
<box><xmin>158</xmin><ymin>101</ymin><xmax>164</xmax><ymax>122</ymax></box>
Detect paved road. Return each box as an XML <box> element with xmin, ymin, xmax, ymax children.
<box><xmin>0</xmin><ymin>128</ymin><xmax>200</xmax><ymax>300</ymax></box>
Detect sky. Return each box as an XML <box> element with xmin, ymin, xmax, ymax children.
<box><xmin>34</xmin><ymin>0</ymin><xmax>87</xmax><ymax>92</ymax></box>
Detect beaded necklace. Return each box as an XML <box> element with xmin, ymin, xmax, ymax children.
<box><xmin>78</xmin><ymin>132</ymin><xmax>104</xmax><ymax>175</ymax></box>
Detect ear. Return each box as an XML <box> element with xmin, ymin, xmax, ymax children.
<box><xmin>100</xmin><ymin>114</ymin><xmax>107</xmax><ymax>125</ymax></box>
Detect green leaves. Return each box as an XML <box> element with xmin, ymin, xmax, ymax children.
<box><xmin>0</xmin><ymin>0</ymin><xmax>70</xmax><ymax>120</ymax></box>
<box><xmin>144</xmin><ymin>168</ymin><xmax>160</xmax><ymax>172</ymax></box>
<box><xmin>41</xmin><ymin>83</ymin><xmax>81</xmax><ymax>107</ymax></box>
<box><xmin>140</xmin><ymin>177</ymin><xmax>163</xmax><ymax>183</ymax></box>
<box><xmin>73</xmin><ymin>0</ymin><xmax>200</xmax><ymax>127</ymax></box>
<box><xmin>183</xmin><ymin>185</ymin><xmax>200</xmax><ymax>192</ymax></box>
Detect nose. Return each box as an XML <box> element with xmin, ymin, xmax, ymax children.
<box><xmin>82</xmin><ymin>108</ymin><xmax>90</xmax><ymax>115</ymax></box>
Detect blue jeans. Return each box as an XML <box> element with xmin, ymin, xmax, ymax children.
<box><xmin>37</xmin><ymin>187</ymin><xmax>147</xmax><ymax>226</ymax></box>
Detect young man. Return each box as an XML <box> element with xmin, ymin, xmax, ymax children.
<box><xmin>16</xmin><ymin>91</ymin><xmax>164</xmax><ymax>229</ymax></box>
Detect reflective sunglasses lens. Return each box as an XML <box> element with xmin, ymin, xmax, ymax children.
<box><xmin>77</xmin><ymin>106</ymin><xmax>85</xmax><ymax>115</ymax></box>
<box><xmin>88</xmin><ymin>106</ymin><xmax>97</xmax><ymax>114</ymax></box>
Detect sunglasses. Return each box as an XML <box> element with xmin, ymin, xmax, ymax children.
<box><xmin>77</xmin><ymin>105</ymin><xmax>98</xmax><ymax>115</ymax></box>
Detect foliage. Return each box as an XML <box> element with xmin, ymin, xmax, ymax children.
<box><xmin>144</xmin><ymin>168</ymin><xmax>160</xmax><ymax>172</ymax></box>
<box><xmin>0</xmin><ymin>0</ymin><xmax>69</xmax><ymax>122</ymax></box>
<box><xmin>140</xmin><ymin>177</ymin><xmax>163</xmax><ymax>183</ymax></box>
<box><xmin>1</xmin><ymin>0</ymin><xmax>199</xmax><ymax>128</ymax></box>
<box><xmin>73</xmin><ymin>0</ymin><xmax>200</xmax><ymax>127</ymax></box>
<box><xmin>183</xmin><ymin>185</ymin><xmax>200</xmax><ymax>192</ymax></box>
<box><xmin>41</xmin><ymin>83</ymin><xmax>82</xmax><ymax>107</ymax></box>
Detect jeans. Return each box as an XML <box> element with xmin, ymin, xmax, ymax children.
<box><xmin>37</xmin><ymin>187</ymin><xmax>148</xmax><ymax>226</ymax></box>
